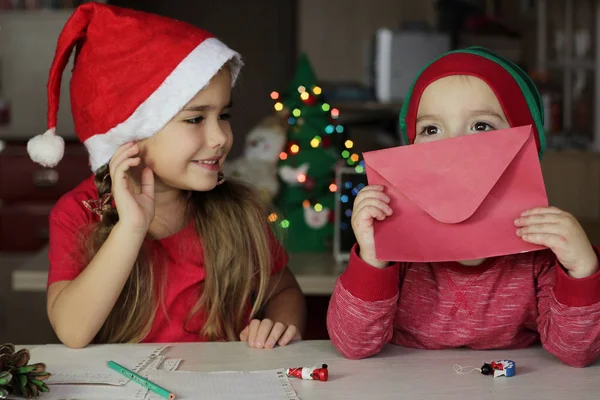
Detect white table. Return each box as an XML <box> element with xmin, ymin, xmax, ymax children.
<box><xmin>11</xmin><ymin>247</ymin><xmax>344</xmax><ymax>295</ymax></box>
<box><xmin>25</xmin><ymin>340</ymin><xmax>600</xmax><ymax>400</ymax></box>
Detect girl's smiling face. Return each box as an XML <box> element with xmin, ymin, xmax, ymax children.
<box><xmin>138</xmin><ymin>68</ymin><xmax>234</xmax><ymax>193</ymax></box>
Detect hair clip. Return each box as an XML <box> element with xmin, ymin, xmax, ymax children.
<box><xmin>82</xmin><ymin>193</ymin><xmax>113</xmax><ymax>216</ymax></box>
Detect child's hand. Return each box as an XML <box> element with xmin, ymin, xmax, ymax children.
<box><xmin>351</xmin><ymin>185</ymin><xmax>392</xmax><ymax>269</ymax></box>
<box><xmin>515</xmin><ymin>207</ymin><xmax>599</xmax><ymax>278</ymax></box>
<box><xmin>110</xmin><ymin>142</ymin><xmax>155</xmax><ymax>232</ymax></box>
<box><xmin>239</xmin><ymin>319</ymin><xmax>301</xmax><ymax>349</ymax></box>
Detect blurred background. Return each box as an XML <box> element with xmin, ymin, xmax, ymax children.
<box><xmin>2</xmin><ymin>0</ymin><xmax>600</xmax><ymax>344</ymax></box>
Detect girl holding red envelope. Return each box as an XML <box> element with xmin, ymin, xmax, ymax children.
<box><xmin>327</xmin><ymin>47</ymin><xmax>600</xmax><ymax>367</ymax></box>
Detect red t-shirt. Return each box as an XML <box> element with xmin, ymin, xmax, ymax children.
<box><xmin>48</xmin><ymin>176</ymin><xmax>289</xmax><ymax>343</ymax></box>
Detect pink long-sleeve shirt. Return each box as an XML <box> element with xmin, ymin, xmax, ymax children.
<box><xmin>327</xmin><ymin>244</ymin><xmax>600</xmax><ymax>367</ymax></box>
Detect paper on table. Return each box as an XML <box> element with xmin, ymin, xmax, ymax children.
<box><xmin>29</xmin><ymin>344</ymin><xmax>166</xmax><ymax>385</ymax></box>
<box><xmin>27</xmin><ymin>353</ymin><xmax>165</xmax><ymax>400</ymax></box>
<box><xmin>145</xmin><ymin>369</ymin><xmax>300</xmax><ymax>400</ymax></box>
<box><xmin>38</xmin><ymin>381</ymin><xmax>143</xmax><ymax>400</ymax></box>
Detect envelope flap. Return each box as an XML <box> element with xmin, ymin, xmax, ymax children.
<box><xmin>364</xmin><ymin>126</ymin><xmax>533</xmax><ymax>223</ymax></box>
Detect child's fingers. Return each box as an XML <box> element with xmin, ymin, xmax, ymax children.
<box><xmin>277</xmin><ymin>325</ymin><xmax>299</xmax><ymax>347</ymax></box>
<box><xmin>109</xmin><ymin>142</ymin><xmax>135</xmax><ymax>166</ymax></box>
<box><xmin>109</xmin><ymin>143</ymin><xmax>139</xmax><ymax>176</ymax></box>
<box><xmin>246</xmin><ymin>319</ymin><xmax>261</xmax><ymax>347</ymax></box>
<box><xmin>515</xmin><ymin>213</ymin><xmax>564</xmax><ymax>227</ymax></box>
<box><xmin>253</xmin><ymin>319</ymin><xmax>274</xmax><ymax>349</ymax></box>
<box><xmin>265</xmin><ymin>322</ymin><xmax>286</xmax><ymax>349</ymax></box>
<box><xmin>140</xmin><ymin>167</ymin><xmax>155</xmax><ymax>198</ymax></box>
<box><xmin>520</xmin><ymin>232</ymin><xmax>566</xmax><ymax>248</ymax></box>
<box><xmin>355</xmin><ymin>189</ymin><xmax>390</xmax><ymax>205</ymax></box>
<box><xmin>353</xmin><ymin>198</ymin><xmax>393</xmax><ymax>218</ymax></box>
<box><xmin>239</xmin><ymin>325</ymin><xmax>249</xmax><ymax>342</ymax></box>
<box><xmin>516</xmin><ymin>223</ymin><xmax>567</xmax><ymax>237</ymax></box>
<box><xmin>358</xmin><ymin>185</ymin><xmax>384</xmax><ymax>193</ymax></box>
<box><xmin>354</xmin><ymin>205</ymin><xmax>388</xmax><ymax>224</ymax></box>
<box><xmin>354</xmin><ymin>197</ymin><xmax>393</xmax><ymax>214</ymax></box>
<box><xmin>520</xmin><ymin>206</ymin><xmax>564</xmax><ymax>217</ymax></box>
<box><xmin>113</xmin><ymin>158</ymin><xmax>141</xmax><ymax>189</ymax></box>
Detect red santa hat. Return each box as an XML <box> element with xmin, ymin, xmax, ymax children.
<box><xmin>27</xmin><ymin>3</ymin><xmax>242</xmax><ymax>171</ymax></box>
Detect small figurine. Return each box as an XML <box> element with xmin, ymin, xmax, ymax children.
<box><xmin>481</xmin><ymin>360</ymin><xmax>516</xmax><ymax>378</ymax></box>
<box><xmin>286</xmin><ymin>363</ymin><xmax>328</xmax><ymax>381</ymax></box>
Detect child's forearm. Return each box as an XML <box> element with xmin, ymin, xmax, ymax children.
<box><xmin>536</xmin><ymin>259</ymin><xmax>600</xmax><ymax>367</ymax></box>
<box><xmin>327</xmin><ymin>280</ymin><xmax>397</xmax><ymax>359</ymax></box>
<box><xmin>263</xmin><ymin>284</ymin><xmax>307</xmax><ymax>336</ymax></box>
<box><xmin>327</xmin><ymin>247</ymin><xmax>400</xmax><ymax>359</ymax></box>
<box><xmin>47</xmin><ymin>222</ymin><xmax>146</xmax><ymax>348</ymax></box>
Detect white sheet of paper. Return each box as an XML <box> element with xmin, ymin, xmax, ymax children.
<box><xmin>145</xmin><ymin>369</ymin><xmax>299</xmax><ymax>400</ymax></box>
<box><xmin>38</xmin><ymin>381</ymin><xmax>144</xmax><ymax>400</ymax></box>
<box><xmin>24</xmin><ymin>352</ymin><xmax>165</xmax><ymax>400</ymax></box>
<box><xmin>29</xmin><ymin>344</ymin><xmax>166</xmax><ymax>385</ymax></box>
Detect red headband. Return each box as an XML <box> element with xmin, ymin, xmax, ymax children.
<box><xmin>404</xmin><ymin>53</ymin><xmax>540</xmax><ymax>151</ymax></box>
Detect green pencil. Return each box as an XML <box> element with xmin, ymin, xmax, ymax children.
<box><xmin>107</xmin><ymin>360</ymin><xmax>175</xmax><ymax>400</ymax></box>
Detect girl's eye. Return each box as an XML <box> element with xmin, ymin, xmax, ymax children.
<box><xmin>472</xmin><ymin>121</ymin><xmax>494</xmax><ymax>132</ymax></box>
<box><xmin>185</xmin><ymin>113</ymin><xmax>231</xmax><ymax>124</ymax></box>
<box><xmin>420</xmin><ymin>125</ymin><xmax>440</xmax><ymax>136</ymax></box>
<box><xmin>185</xmin><ymin>116</ymin><xmax>204</xmax><ymax>124</ymax></box>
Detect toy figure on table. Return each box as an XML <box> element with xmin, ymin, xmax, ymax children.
<box><xmin>286</xmin><ymin>363</ymin><xmax>328</xmax><ymax>381</ymax></box>
<box><xmin>481</xmin><ymin>360</ymin><xmax>516</xmax><ymax>378</ymax></box>
<box><xmin>454</xmin><ymin>359</ymin><xmax>516</xmax><ymax>378</ymax></box>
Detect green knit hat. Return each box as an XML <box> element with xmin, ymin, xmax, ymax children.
<box><xmin>399</xmin><ymin>46</ymin><xmax>546</xmax><ymax>159</ymax></box>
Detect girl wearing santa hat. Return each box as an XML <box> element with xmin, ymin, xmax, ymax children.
<box><xmin>30</xmin><ymin>3</ymin><xmax>305</xmax><ymax>348</ymax></box>
<box><xmin>327</xmin><ymin>47</ymin><xmax>600</xmax><ymax>367</ymax></box>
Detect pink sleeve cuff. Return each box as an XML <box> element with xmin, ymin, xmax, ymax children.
<box><xmin>554</xmin><ymin>246</ymin><xmax>600</xmax><ymax>307</ymax></box>
<box><xmin>339</xmin><ymin>244</ymin><xmax>400</xmax><ymax>301</ymax></box>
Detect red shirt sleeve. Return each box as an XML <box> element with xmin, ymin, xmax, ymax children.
<box><xmin>47</xmin><ymin>179</ymin><xmax>97</xmax><ymax>287</ymax></box>
<box><xmin>535</xmin><ymin>248</ymin><xmax>600</xmax><ymax>367</ymax></box>
<box><xmin>553</xmin><ymin>246</ymin><xmax>600</xmax><ymax>307</ymax></box>
<box><xmin>339</xmin><ymin>243</ymin><xmax>401</xmax><ymax>301</ymax></box>
<box><xmin>327</xmin><ymin>244</ymin><xmax>400</xmax><ymax>359</ymax></box>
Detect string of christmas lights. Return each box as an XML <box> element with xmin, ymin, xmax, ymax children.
<box><xmin>272</xmin><ymin>85</ymin><xmax>365</xmax><ymax>173</ymax></box>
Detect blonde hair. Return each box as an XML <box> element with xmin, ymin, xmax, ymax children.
<box><xmin>84</xmin><ymin>164</ymin><xmax>274</xmax><ymax>343</ymax></box>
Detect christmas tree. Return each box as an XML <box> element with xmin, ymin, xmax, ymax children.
<box><xmin>272</xmin><ymin>54</ymin><xmax>362</xmax><ymax>252</ymax></box>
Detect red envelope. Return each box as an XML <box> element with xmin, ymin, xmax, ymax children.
<box><xmin>363</xmin><ymin>125</ymin><xmax>548</xmax><ymax>262</ymax></box>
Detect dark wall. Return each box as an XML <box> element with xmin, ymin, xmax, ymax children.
<box><xmin>110</xmin><ymin>0</ymin><xmax>297</xmax><ymax>157</ymax></box>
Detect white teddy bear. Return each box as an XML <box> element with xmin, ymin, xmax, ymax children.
<box><xmin>223</xmin><ymin>115</ymin><xmax>287</xmax><ymax>205</ymax></box>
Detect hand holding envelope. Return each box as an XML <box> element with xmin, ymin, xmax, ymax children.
<box><xmin>362</xmin><ymin>125</ymin><xmax>548</xmax><ymax>262</ymax></box>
